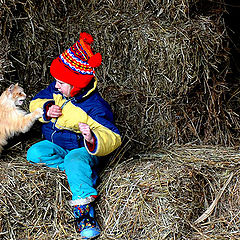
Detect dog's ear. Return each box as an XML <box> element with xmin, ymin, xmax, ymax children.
<box><xmin>8</xmin><ymin>84</ymin><xmax>15</xmax><ymax>93</ymax></box>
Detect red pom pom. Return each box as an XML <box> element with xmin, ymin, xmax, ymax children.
<box><xmin>80</xmin><ymin>32</ymin><xmax>94</xmax><ymax>45</ymax></box>
<box><xmin>88</xmin><ymin>53</ymin><xmax>102</xmax><ymax>68</ymax></box>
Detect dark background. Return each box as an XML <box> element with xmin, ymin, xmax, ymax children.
<box><xmin>225</xmin><ymin>1</ymin><xmax>240</xmax><ymax>79</ymax></box>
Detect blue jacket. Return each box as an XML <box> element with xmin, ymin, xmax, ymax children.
<box><xmin>29</xmin><ymin>78</ymin><xmax>121</xmax><ymax>156</ymax></box>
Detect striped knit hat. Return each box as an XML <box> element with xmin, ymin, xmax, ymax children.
<box><xmin>50</xmin><ymin>32</ymin><xmax>102</xmax><ymax>97</ymax></box>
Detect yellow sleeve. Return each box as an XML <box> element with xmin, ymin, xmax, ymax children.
<box><xmin>30</xmin><ymin>98</ymin><xmax>54</xmax><ymax>123</ymax></box>
<box><xmin>84</xmin><ymin>118</ymin><xmax>122</xmax><ymax>157</ymax></box>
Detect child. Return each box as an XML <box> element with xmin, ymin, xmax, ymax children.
<box><xmin>27</xmin><ymin>32</ymin><xmax>122</xmax><ymax>239</ymax></box>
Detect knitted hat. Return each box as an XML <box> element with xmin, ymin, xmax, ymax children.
<box><xmin>50</xmin><ymin>32</ymin><xmax>102</xmax><ymax>97</ymax></box>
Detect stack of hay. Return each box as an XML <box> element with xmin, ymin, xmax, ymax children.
<box><xmin>97</xmin><ymin>145</ymin><xmax>240</xmax><ymax>239</ymax></box>
<box><xmin>0</xmin><ymin>144</ymin><xmax>239</xmax><ymax>239</ymax></box>
<box><xmin>1</xmin><ymin>1</ymin><xmax>240</xmax><ymax>239</ymax></box>
<box><xmin>1</xmin><ymin>0</ymin><xmax>239</xmax><ymax>151</ymax></box>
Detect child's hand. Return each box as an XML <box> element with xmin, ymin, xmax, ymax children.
<box><xmin>78</xmin><ymin>122</ymin><xmax>94</xmax><ymax>144</ymax></box>
<box><xmin>47</xmin><ymin>105</ymin><xmax>62</xmax><ymax>118</ymax></box>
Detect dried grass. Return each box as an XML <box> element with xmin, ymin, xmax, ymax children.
<box><xmin>1</xmin><ymin>0</ymin><xmax>239</xmax><ymax>151</ymax></box>
<box><xmin>1</xmin><ymin>144</ymin><xmax>240</xmax><ymax>239</ymax></box>
<box><xmin>1</xmin><ymin>1</ymin><xmax>240</xmax><ymax>239</ymax></box>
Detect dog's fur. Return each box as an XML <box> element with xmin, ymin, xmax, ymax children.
<box><xmin>0</xmin><ymin>83</ymin><xmax>43</xmax><ymax>154</ymax></box>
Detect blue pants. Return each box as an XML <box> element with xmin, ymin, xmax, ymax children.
<box><xmin>27</xmin><ymin>140</ymin><xmax>99</xmax><ymax>202</ymax></box>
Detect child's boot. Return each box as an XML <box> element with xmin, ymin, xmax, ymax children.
<box><xmin>73</xmin><ymin>203</ymin><xmax>101</xmax><ymax>239</ymax></box>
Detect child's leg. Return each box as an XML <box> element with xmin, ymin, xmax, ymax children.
<box><xmin>27</xmin><ymin>140</ymin><xmax>68</xmax><ymax>171</ymax></box>
<box><xmin>64</xmin><ymin>147</ymin><xmax>99</xmax><ymax>205</ymax></box>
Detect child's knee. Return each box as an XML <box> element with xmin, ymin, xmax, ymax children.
<box><xmin>27</xmin><ymin>141</ymin><xmax>49</xmax><ymax>163</ymax></box>
<box><xmin>27</xmin><ymin>144</ymin><xmax>42</xmax><ymax>163</ymax></box>
<box><xmin>64</xmin><ymin>148</ymin><xmax>91</xmax><ymax>168</ymax></box>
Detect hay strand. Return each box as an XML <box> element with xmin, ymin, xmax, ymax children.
<box><xmin>194</xmin><ymin>171</ymin><xmax>234</xmax><ymax>224</ymax></box>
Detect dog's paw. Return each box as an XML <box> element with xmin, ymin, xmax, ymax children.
<box><xmin>34</xmin><ymin>108</ymin><xmax>44</xmax><ymax>118</ymax></box>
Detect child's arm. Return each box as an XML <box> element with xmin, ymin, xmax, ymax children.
<box><xmin>83</xmin><ymin>110</ymin><xmax>122</xmax><ymax>156</ymax></box>
<box><xmin>78</xmin><ymin>122</ymin><xmax>96</xmax><ymax>151</ymax></box>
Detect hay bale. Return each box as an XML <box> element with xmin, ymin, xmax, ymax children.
<box><xmin>97</xmin><ymin>16</ymin><xmax>233</xmax><ymax>148</ymax></box>
<box><xmin>1</xmin><ymin>145</ymin><xmax>240</xmax><ymax>239</ymax></box>
<box><xmin>0</xmin><ymin>150</ymin><xmax>76</xmax><ymax>239</ymax></box>
<box><xmin>97</xmin><ymin>145</ymin><xmax>240</xmax><ymax>239</ymax></box>
<box><xmin>1</xmin><ymin>0</ymin><xmax>238</xmax><ymax>151</ymax></box>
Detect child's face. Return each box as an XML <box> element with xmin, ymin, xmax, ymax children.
<box><xmin>55</xmin><ymin>79</ymin><xmax>73</xmax><ymax>97</ymax></box>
